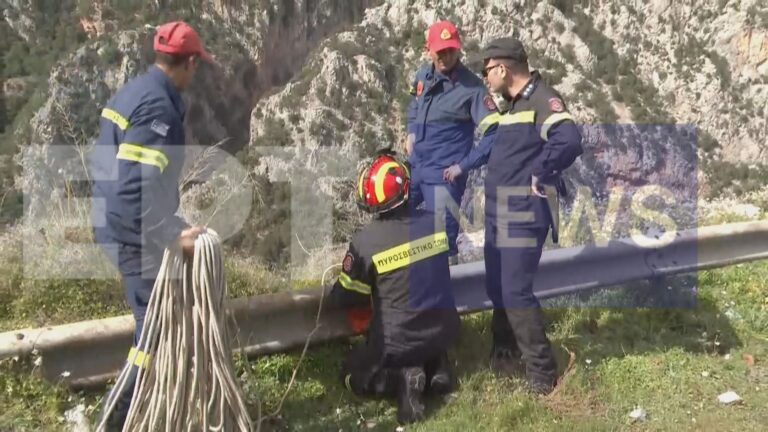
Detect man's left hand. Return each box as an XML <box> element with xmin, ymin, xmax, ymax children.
<box><xmin>531</xmin><ymin>175</ymin><xmax>547</xmax><ymax>198</ymax></box>
<box><xmin>178</xmin><ymin>225</ymin><xmax>208</xmax><ymax>258</ymax></box>
<box><xmin>443</xmin><ymin>164</ymin><xmax>463</xmax><ymax>183</ymax></box>
<box><xmin>405</xmin><ymin>133</ymin><xmax>415</xmax><ymax>156</ymax></box>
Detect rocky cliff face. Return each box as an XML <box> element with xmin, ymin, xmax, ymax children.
<box><xmin>7</xmin><ymin>0</ymin><xmax>377</xmax><ymax>217</ymax></box>
<box><xmin>244</xmin><ymin>0</ymin><xmax>740</xmax><ymax>251</ymax></box>
<box><xmin>2</xmin><ymin>0</ymin><xmax>36</xmax><ymax>43</ymax></box>
<box><xmin>248</xmin><ymin>0</ymin><xmax>766</xmax><ymax>186</ymax></box>
<box><xmin>3</xmin><ymin>0</ymin><xmax>766</xmax><ymax>265</ymax></box>
<box><xmin>587</xmin><ymin>0</ymin><xmax>767</xmax><ymax>162</ymax></box>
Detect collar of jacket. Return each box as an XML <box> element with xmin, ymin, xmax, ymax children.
<box><xmin>147</xmin><ymin>65</ymin><xmax>186</xmax><ymax>120</ymax></box>
<box><xmin>430</xmin><ymin>62</ymin><xmax>465</xmax><ymax>82</ymax></box>
<box><xmin>503</xmin><ymin>70</ymin><xmax>542</xmax><ymax>111</ymax></box>
<box><xmin>517</xmin><ymin>70</ymin><xmax>541</xmax><ymax>100</ymax></box>
<box><xmin>426</xmin><ymin>62</ymin><xmax>464</xmax><ymax>95</ymax></box>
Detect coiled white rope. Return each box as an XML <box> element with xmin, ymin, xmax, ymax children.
<box><xmin>97</xmin><ymin>230</ymin><xmax>255</xmax><ymax>432</ymax></box>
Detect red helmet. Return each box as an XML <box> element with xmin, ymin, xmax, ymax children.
<box><xmin>356</xmin><ymin>150</ymin><xmax>411</xmax><ymax>215</ymax></box>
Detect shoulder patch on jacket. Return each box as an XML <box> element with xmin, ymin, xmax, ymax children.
<box><xmin>342</xmin><ymin>252</ymin><xmax>355</xmax><ymax>273</ymax></box>
<box><xmin>150</xmin><ymin>119</ymin><xmax>170</xmax><ymax>137</ymax></box>
<box><xmin>548</xmin><ymin>97</ymin><xmax>565</xmax><ymax>113</ymax></box>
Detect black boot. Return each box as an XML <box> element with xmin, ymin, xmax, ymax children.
<box><xmin>369</xmin><ymin>368</ymin><xmax>399</xmax><ymax>398</ymax></box>
<box><xmin>100</xmin><ymin>387</ymin><xmax>133</xmax><ymax>432</ymax></box>
<box><xmin>99</xmin><ymin>364</ymin><xmax>140</xmax><ymax>432</ymax></box>
<box><xmin>397</xmin><ymin>367</ymin><xmax>426</xmax><ymax>424</ymax></box>
<box><xmin>489</xmin><ymin>308</ymin><xmax>525</xmax><ymax>377</ymax></box>
<box><xmin>490</xmin><ymin>344</ymin><xmax>525</xmax><ymax>378</ymax></box>
<box><xmin>526</xmin><ymin>376</ymin><xmax>557</xmax><ymax>396</ymax></box>
<box><xmin>504</xmin><ymin>308</ymin><xmax>558</xmax><ymax>395</ymax></box>
<box><xmin>425</xmin><ymin>352</ymin><xmax>455</xmax><ymax>395</ymax></box>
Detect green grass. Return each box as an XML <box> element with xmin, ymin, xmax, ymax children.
<box><xmin>231</xmin><ymin>272</ymin><xmax>768</xmax><ymax>432</ymax></box>
<box><xmin>3</xmin><ymin>260</ymin><xmax>767</xmax><ymax>431</ymax></box>
<box><xmin>0</xmin><ymin>357</ymin><xmax>81</xmax><ymax>430</ymax></box>
<box><xmin>0</xmin><ymin>251</ymin><xmax>289</xmax><ymax>332</ymax></box>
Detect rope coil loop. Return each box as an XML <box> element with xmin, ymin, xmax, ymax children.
<box><xmin>98</xmin><ymin>230</ymin><xmax>254</xmax><ymax>432</ymax></box>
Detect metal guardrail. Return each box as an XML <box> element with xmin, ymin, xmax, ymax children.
<box><xmin>2</xmin><ymin>221</ymin><xmax>768</xmax><ymax>388</ymax></box>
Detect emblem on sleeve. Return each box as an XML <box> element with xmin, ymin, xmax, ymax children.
<box><xmin>150</xmin><ymin>119</ymin><xmax>170</xmax><ymax>137</ymax></box>
<box><xmin>416</xmin><ymin>81</ymin><xmax>424</xmax><ymax>96</ymax></box>
<box><xmin>548</xmin><ymin>98</ymin><xmax>565</xmax><ymax>113</ymax></box>
<box><xmin>484</xmin><ymin>95</ymin><xmax>498</xmax><ymax>112</ymax></box>
<box><xmin>342</xmin><ymin>253</ymin><xmax>354</xmax><ymax>273</ymax></box>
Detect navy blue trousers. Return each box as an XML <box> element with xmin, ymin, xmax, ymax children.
<box><xmin>409</xmin><ymin>172</ymin><xmax>467</xmax><ymax>257</ymax></box>
<box><xmin>483</xmin><ymin>223</ymin><xmax>548</xmax><ymax>310</ymax></box>
<box><xmin>96</xmin><ymin>238</ymin><xmax>161</xmax><ymax>430</ymax></box>
<box><xmin>482</xmin><ymin>219</ymin><xmax>557</xmax><ymax>384</ymax></box>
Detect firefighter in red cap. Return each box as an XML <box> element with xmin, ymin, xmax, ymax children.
<box><xmin>89</xmin><ymin>21</ymin><xmax>213</xmax><ymax>430</ymax></box>
<box><xmin>330</xmin><ymin>149</ymin><xmax>460</xmax><ymax>425</ymax></box>
<box><xmin>406</xmin><ymin>20</ymin><xmax>500</xmax><ymax>265</ymax></box>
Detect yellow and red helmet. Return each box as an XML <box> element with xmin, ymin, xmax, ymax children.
<box><xmin>356</xmin><ymin>150</ymin><xmax>411</xmax><ymax>215</ymax></box>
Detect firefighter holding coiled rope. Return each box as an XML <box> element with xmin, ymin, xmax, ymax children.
<box><xmin>89</xmin><ymin>21</ymin><xmax>212</xmax><ymax>431</ymax></box>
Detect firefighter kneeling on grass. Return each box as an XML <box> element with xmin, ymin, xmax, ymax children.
<box><xmin>330</xmin><ymin>149</ymin><xmax>460</xmax><ymax>425</ymax></box>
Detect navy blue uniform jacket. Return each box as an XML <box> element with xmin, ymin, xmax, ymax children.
<box><xmin>483</xmin><ymin>71</ymin><xmax>583</xmax><ymax>242</ymax></box>
<box><xmin>90</xmin><ymin>65</ymin><xmax>188</xmax><ymax>252</ymax></box>
<box><xmin>406</xmin><ymin>62</ymin><xmax>499</xmax><ymax>183</ymax></box>
<box><xmin>331</xmin><ymin>208</ymin><xmax>460</xmax><ymax>365</ymax></box>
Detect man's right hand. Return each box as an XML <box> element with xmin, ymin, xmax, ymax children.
<box><xmin>177</xmin><ymin>225</ymin><xmax>207</xmax><ymax>258</ymax></box>
<box><xmin>443</xmin><ymin>164</ymin><xmax>463</xmax><ymax>184</ymax></box>
<box><xmin>531</xmin><ymin>175</ymin><xmax>547</xmax><ymax>198</ymax></box>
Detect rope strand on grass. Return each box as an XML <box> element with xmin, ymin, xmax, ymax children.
<box><xmin>257</xmin><ymin>263</ymin><xmax>340</xmax><ymax>427</ymax></box>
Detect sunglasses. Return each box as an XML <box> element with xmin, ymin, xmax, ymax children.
<box><xmin>482</xmin><ymin>63</ymin><xmax>504</xmax><ymax>78</ymax></box>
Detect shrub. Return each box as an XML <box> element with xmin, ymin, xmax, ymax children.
<box><xmin>548</xmin><ymin>0</ymin><xmax>575</xmax><ymax>15</ymax></box>
<box><xmin>544</xmin><ymin>67</ymin><xmax>566</xmax><ymax>86</ymax></box>
<box><xmin>698</xmin><ymin>130</ymin><xmax>720</xmax><ymax>154</ymax></box>
<box><xmin>610</xmin><ymin>86</ymin><xmax>623</xmax><ymax>102</ymax></box>
<box><xmin>99</xmin><ymin>43</ymin><xmax>122</xmax><ymax>65</ymax></box>
<box><xmin>329</xmin><ymin>39</ymin><xmax>365</xmax><ymax>59</ymax></box>
<box><xmin>588</xmin><ymin>88</ymin><xmax>618</xmax><ymax>124</ymax></box>
<box><xmin>575</xmin><ymin>78</ymin><xmax>592</xmax><ymax>94</ymax></box>
<box><xmin>704</xmin><ymin>160</ymin><xmax>768</xmax><ymax>198</ymax></box>
<box><xmin>707</xmin><ymin>50</ymin><xmax>731</xmax><ymax>91</ymax></box>
<box><xmin>257</xmin><ymin>117</ymin><xmax>293</xmax><ymax>147</ymax></box>
<box><xmin>571</xmin><ymin>10</ymin><xmax>619</xmax><ymax>83</ymax></box>
<box><xmin>560</xmin><ymin>44</ymin><xmax>577</xmax><ymax>64</ymax></box>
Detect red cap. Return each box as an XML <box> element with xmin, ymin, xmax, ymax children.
<box><xmin>153</xmin><ymin>21</ymin><xmax>213</xmax><ymax>63</ymax></box>
<box><xmin>427</xmin><ymin>20</ymin><xmax>462</xmax><ymax>53</ymax></box>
